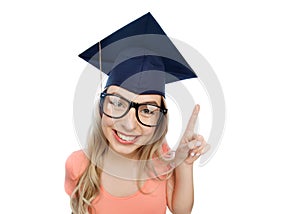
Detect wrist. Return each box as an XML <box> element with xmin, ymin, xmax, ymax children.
<box><xmin>175</xmin><ymin>160</ymin><xmax>193</xmax><ymax>173</ymax></box>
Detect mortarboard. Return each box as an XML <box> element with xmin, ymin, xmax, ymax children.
<box><xmin>78</xmin><ymin>12</ymin><xmax>197</xmax><ymax>97</ymax></box>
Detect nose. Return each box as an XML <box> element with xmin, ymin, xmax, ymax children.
<box><xmin>118</xmin><ymin>108</ymin><xmax>138</xmax><ymax>131</ymax></box>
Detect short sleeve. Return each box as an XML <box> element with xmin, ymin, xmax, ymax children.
<box><xmin>64</xmin><ymin>150</ymin><xmax>89</xmax><ymax>196</ymax></box>
<box><xmin>162</xmin><ymin>142</ymin><xmax>171</xmax><ymax>153</ymax></box>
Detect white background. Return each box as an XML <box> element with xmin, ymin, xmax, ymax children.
<box><xmin>1</xmin><ymin>0</ymin><xmax>299</xmax><ymax>213</ymax></box>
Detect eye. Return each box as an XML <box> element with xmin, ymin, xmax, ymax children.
<box><xmin>139</xmin><ymin>105</ymin><xmax>159</xmax><ymax>116</ymax></box>
<box><xmin>108</xmin><ymin>96</ymin><xmax>127</xmax><ymax>108</ymax></box>
<box><xmin>141</xmin><ymin>108</ymin><xmax>153</xmax><ymax>114</ymax></box>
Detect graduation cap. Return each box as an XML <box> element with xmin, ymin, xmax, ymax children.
<box><xmin>79</xmin><ymin>12</ymin><xmax>197</xmax><ymax>97</ymax></box>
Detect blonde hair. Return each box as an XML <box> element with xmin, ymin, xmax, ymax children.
<box><xmin>70</xmin><ymin>96</ymin><xmax>171</xmax><ymax>214</ymax></box>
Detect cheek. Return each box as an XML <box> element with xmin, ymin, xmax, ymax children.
<box><xmin>101</xmin><ymin>116</ymin><xmax>115</xmax><ymax>140</ymax></box>
<box><xmin>142</xmin><ymin>127</ymin><xmax>155</xmax><ymax>137</ymax></box>
<box><xmin>101</xmin><ymin>115</ymin><xmax>115</xmax><ymax>127</ymax></box>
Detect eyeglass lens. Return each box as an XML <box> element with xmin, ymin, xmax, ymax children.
<box><xmin>102</xmin><ymin>94</ymin><xmax>164</xmax><ymax>126</ymax></box>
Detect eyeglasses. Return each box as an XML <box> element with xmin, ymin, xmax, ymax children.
<box><xmin>100</xmin><ymin>92</ymin><xmax>168</xmax><ymax>127</ymax></box>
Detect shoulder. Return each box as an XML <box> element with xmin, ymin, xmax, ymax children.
<box><xmin>65</xmin><ymin>150</ymin><xmax>90</xmax><ymax>178</ymax></box>
<box><xmin>64</xmin><ymin>150</ymin><xmax>90</xmax><ymax>195</ymax></box>
<box><xmin>162</xmin><ymin>142</ymin><xmax>170</xmax><ymax>153</ymax></box>
<box><xmin>66</xmin><ymin>149</ymin><xmax>88</xmax><ymax>164</ymax></box>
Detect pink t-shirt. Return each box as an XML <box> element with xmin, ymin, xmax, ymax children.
<box><xmin>65</xmin><ymin>148</ymin><xmax>170</xmax><ymax>214</ymax></box>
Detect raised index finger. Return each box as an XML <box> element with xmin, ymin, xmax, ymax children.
<box><xmin>184</xmin><ymin>104</ymin><xmax>200</xmax><ymax>136</ymax></box>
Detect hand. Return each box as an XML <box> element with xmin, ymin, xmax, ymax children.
<box><xmin>175</xmin><ymin>105</ymin><xmax>210</xmax><ymax>165</ymax></box>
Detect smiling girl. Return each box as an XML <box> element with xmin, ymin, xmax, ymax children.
<box><xmin>65</xmin><ymin>13</ymin><xmax>209</xmax><ymax>214</ymax></box>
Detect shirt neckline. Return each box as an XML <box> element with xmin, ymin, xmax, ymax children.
<box><xmin>99</xmin><ymin>179</ymin><xmax>151</xmax><ymax>200</ymax></box>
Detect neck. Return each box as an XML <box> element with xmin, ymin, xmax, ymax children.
<box><xmin>102</xmin><ymin>148</ymin><xmax>140</xmax><ymax>180</ymax></box>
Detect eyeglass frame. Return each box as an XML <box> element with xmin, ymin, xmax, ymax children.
<box><xmin>99</xmin><ymin>92</ymin><xmax>168</xmax><ymax>127</ymax></box>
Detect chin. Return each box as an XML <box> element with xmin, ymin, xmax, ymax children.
<box><xmin>109</xmin><ymin>142</ymin><xmax>141</xmax><ymax>158</ymax></box>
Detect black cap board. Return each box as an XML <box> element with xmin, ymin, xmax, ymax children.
<box><xmin>79</xmin><ymin>12</ymin><xmax>197</xmax><ymax>97</ymax></box>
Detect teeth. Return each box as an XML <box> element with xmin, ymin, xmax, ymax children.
<box><xmin>117</xmin><ymin>132</ymin><xmax>136</xmax><ymax>142</ymax></box>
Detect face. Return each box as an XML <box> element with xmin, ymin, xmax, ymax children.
<box><xmin>101</xmin><ymin>86</ymin><xmax>163</xmax><ymax>158</ymax></box>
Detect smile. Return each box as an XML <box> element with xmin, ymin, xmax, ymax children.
<box><xmin>113</xmin><ymin>130</ymin><xmax>138</xmax><ymax>144</ymax></box>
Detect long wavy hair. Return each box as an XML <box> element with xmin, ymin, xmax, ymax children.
<box><xmin>70</xmin><ymin>93</ymin><xmax>171</xmax><ymax>214</ymax></box>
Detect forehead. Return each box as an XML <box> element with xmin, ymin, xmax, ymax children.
<box><xmin>107</xmin><ymin>85</ymin><xmax>161</xmax><ymax>103</ymax></box>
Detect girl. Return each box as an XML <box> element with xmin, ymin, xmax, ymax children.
<box><xmin>65</xmin><ymin>13</ymin><xmax>209</xmax><ymax>214</ymax></box>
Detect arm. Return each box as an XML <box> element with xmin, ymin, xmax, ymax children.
<box><xmin>167</xmin><ymin>105</ymin><xmax>209</xmax><ymax>214</ymax></box>
<box><xmin>170</xmin><ymin>162</ymin><xmax>194</xmax><ymax>214</ymax></box>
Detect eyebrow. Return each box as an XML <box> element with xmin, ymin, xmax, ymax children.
<box><xmin>142</xmin><ymin>101</ymin><xmax>160</xmax><ymax>106</ymax></box>
<box><xmin>110</xmin><ymin>92</ymin><xmax>160</xmax><ymax>106</ymax></box>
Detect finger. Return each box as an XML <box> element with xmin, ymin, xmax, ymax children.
<box><xmin>187</xmin><ymin>137</ymin><xmax>203</xmax><ymax>149</ymax></box>
<box><xmin>184</xmin><ymin>105</ymin><xmax>200</xmax><ymax>136</ymax></box>
<box><xmin>194</xmin><ymin>143</ymin><xmax>210</xmax><ymax>156</ymax></box>
<box><xmin>184</xmin><ymin>142</ymin><xmax>210</xmax><ymax>164</ymax></box>
<box><xmin>185</xmin><ymin>144</ymin><xmax>209</xmax><ymax>165</ymax></box>
<box><xmin>178</xmin><ymin>134</ymin><xmax>204</xmax><ymax>150</ymax></box>
<box><xmin>188</xmin><ymin>140</ymin><xmax>201</xmax><ymax>149</ymax></box>
<box><xmin>190</xmin><ymin>140</ymin><xmax>208</xmax><ymax>155</ymax></box>
<box><xmin>175</xmin><ymin>140</ymin><xmax>199</xmax><ymax>164</ymax></box>
<box><xmin>185</xmin><ymin>149</ymin><xmax>201</xmax><ymax>164</ymax></box>
<box><xmin>188</xmin><ymin>140</ymin><xmax>205</xmax><ymax>157</ymax></box>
